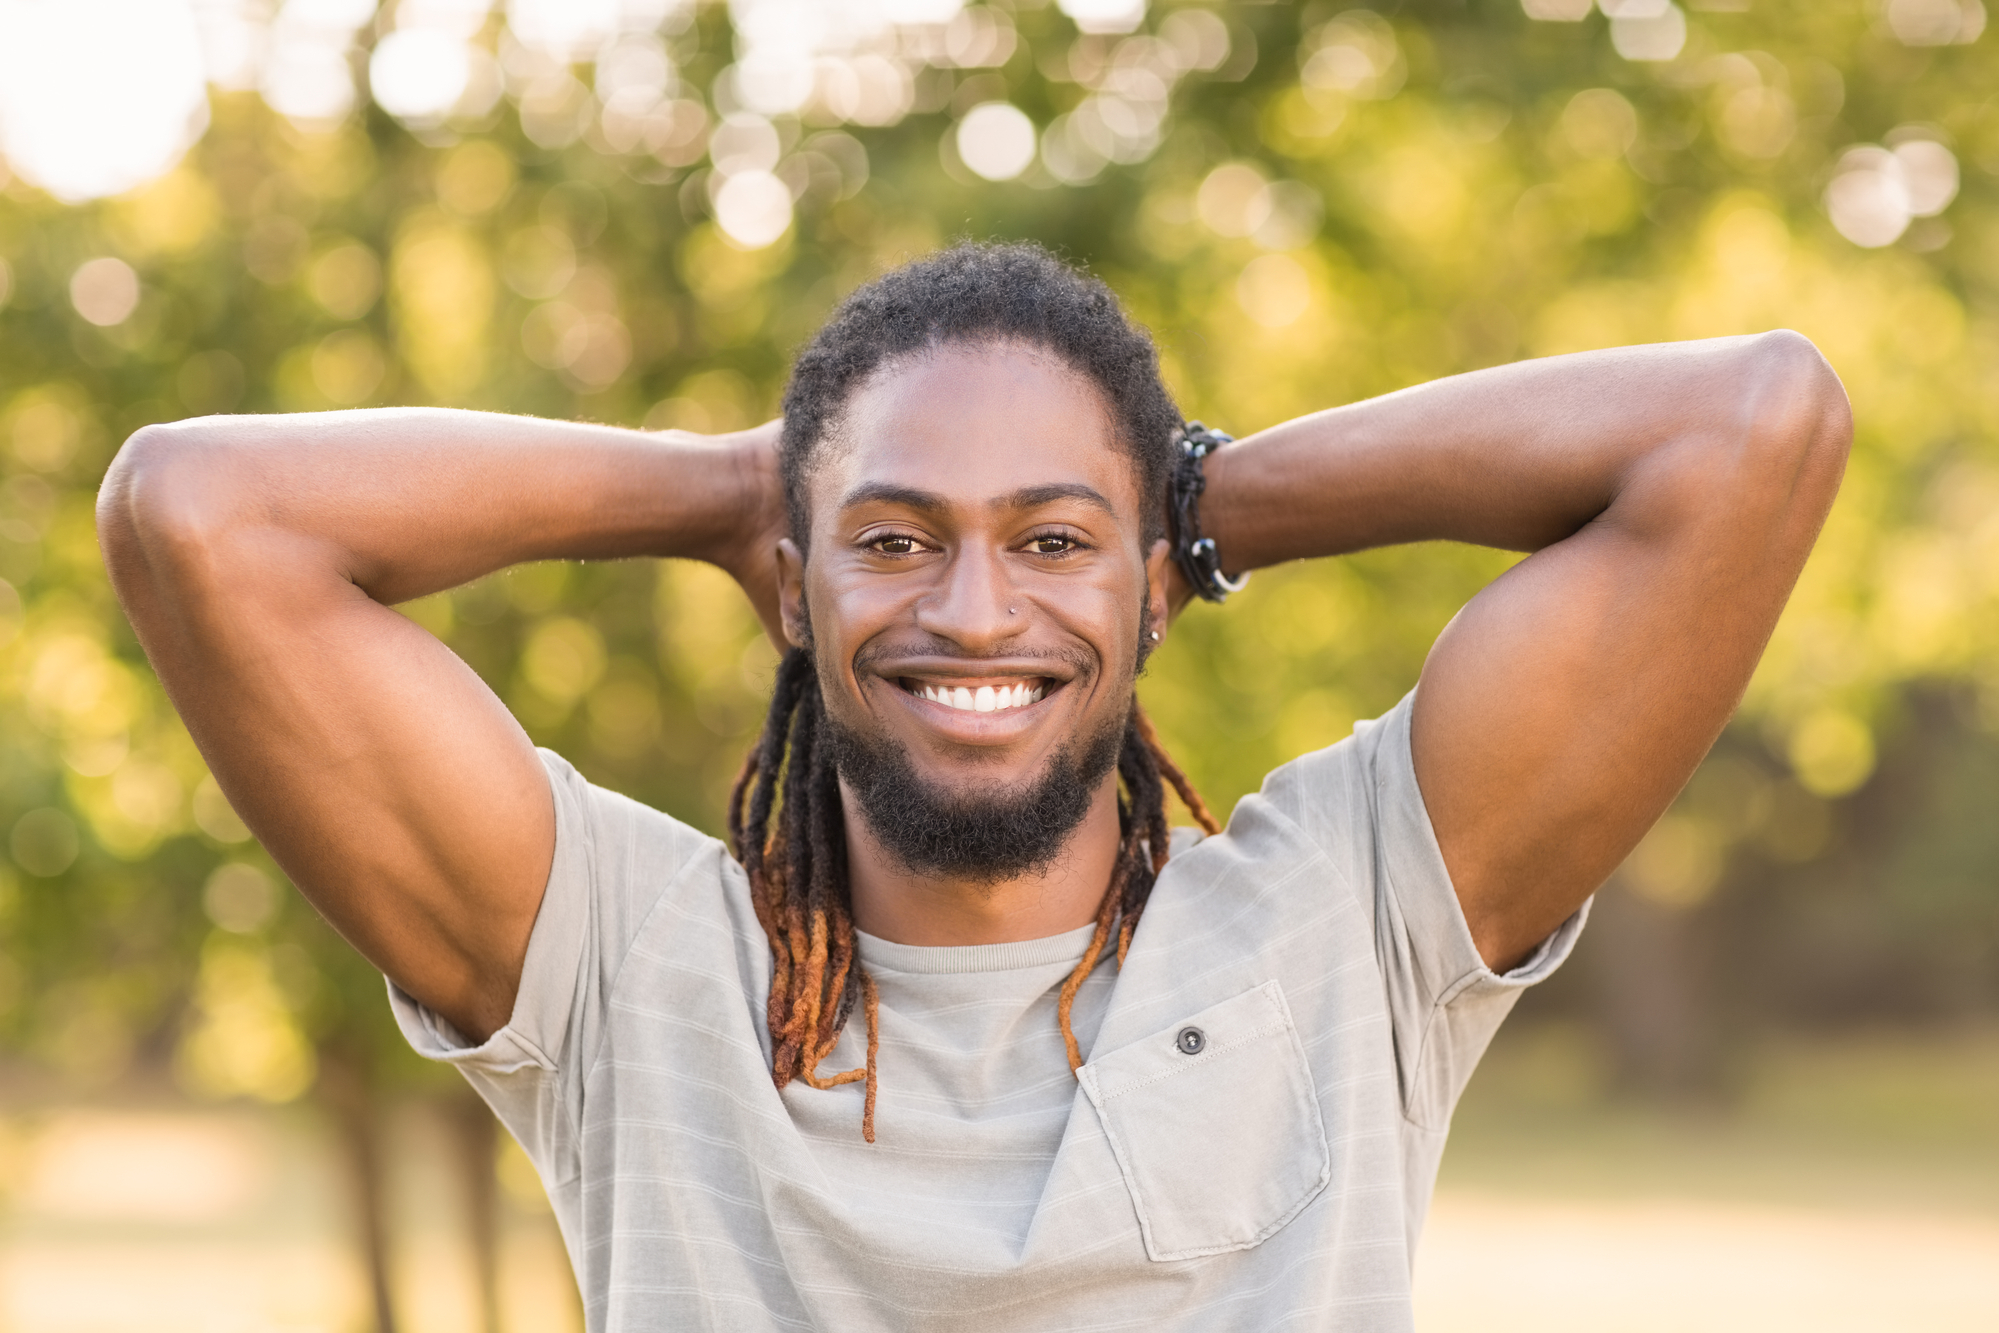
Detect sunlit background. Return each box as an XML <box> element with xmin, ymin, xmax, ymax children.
<box><xmin>0</xmin><ymin>0</ymin><xmax>1997</xmax><ymax>1328</ymax></box>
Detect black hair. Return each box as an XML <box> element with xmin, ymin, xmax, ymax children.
<box><xmin>777</xmin><ymin>241</ymin><xmax>1184</xmax><ymax>548</ymax></box>
<box><xmin>731</xmin><ymin>243</ymin><xmax>1216</xmax><ymax>1143</ymax></box>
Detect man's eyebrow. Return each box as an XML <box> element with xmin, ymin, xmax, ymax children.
<box><xmin>837</xmin><ymin>481</ymin><xmax>1116</xmax><ymax>515</ymax></box>
<box><xmin>1001</xmin><ymin>483</ymin><xmax>1116</xmax><ymax>514</ymax></box>
<box><xmin>838</xmin><ymin>482</ymin><xmax>948</xmax><ymax>513</ymax></box>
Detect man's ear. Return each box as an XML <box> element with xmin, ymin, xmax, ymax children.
<box><xmin>1145</xmin><ymin>537</ymin><xmax>1174</xmax><ymax>646</ymax></box>
<box><xmin>776</xmin><ymin>537</ymin><xmax>810</xmax><ymax>649</ymax></box>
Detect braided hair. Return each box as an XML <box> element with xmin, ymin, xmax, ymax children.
<box><xmin>726</xmin><ymin>243</ymin><xmax>1219</xmax><ymax>1142</ymax></box>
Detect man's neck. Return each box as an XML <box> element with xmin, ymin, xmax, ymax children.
<box><xmin>840</xmin><ymin>775</ymin><xmax>1125</xmax><ymax>946</ymax></box>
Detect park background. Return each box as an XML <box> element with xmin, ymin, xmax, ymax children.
<box><xmin>0</xmin><ymin>0</ymin><xmax>1996</xmax><ymax>1327</ymax></box>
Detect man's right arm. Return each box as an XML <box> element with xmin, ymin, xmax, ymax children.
<box><xmin>98</xmin><ymin>409</ymin><xmax>784</xmax><ymax>1041</ymax></box>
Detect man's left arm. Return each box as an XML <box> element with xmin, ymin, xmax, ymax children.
<box><xmin>1194</xmin><ymin>331</ymin><xmax>1852</xmax><ymax>970</ymax></box>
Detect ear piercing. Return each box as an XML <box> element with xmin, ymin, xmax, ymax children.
<box><xmin>1150</xmin><ymin>630</ymin><xmax>1161</xmax><ymax>641</ymax></box>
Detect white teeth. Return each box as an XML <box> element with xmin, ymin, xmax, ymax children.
<box><xmin>913</xmin><ymin>681</ymin><xmax>1049</xmax><ymax>712</ymax></box>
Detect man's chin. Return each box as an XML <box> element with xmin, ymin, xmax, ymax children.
<box><xmin>825</xmin><ymin>704</ymin><xmax>1125</xmax><ymax>884</ymax></box>
<box><xmin>899</xmin><ymin>748</ymin><xmax>1058</xmax><ymax>794</ymax></box>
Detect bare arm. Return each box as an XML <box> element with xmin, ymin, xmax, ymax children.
<box><xmin>1197</xmin><ymin>331</ymin><xmax>1852</xmax><ymax>969</ymax></box>
<box><xmin>98</xmin><ymin>409</ymin><xmax>784</xmax><ymax>1039</ymax></box>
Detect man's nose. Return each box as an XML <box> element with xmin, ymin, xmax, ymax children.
<box><xmin>912</xmin><ymin>543</ymin><xmax>1022</xmax><ymax>651</ymax></box>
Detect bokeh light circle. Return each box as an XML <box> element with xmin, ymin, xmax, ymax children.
<box><xmin>713</xmin><ymin>170</ymin><xmax>795</xmax><ymax>249</ymax></box>
<box><xmin>1236</xmin><ymin>254</ymin><xmax>1311</xmax><ymax>329</ymax></box>
<box><xmin>71</xmin><ymin>258</ymin><xmax>142</xmax><ymax>327</ymax></box>
<box><xmin>508</xmin><ymin>0</ymin><xmax>619</xmax><ymax>60</ymax></box>
<box><xmin>1608</xmin><ymin>2</ymin><xmax>1687</xmax><ymax>61</ymax></box>
<box><xmin>1058</xmin><ymin>0</ymin><xmax>1148</xmax><ymax>36</ymax></box>
<box><xmin>262</xmin><ymin>36</ymin><xmax>360</xmax><ymax>127</ymax></box>
<box><xmin>0</xmin><ymin>0</ymin><xmax>210</xmax><ymax>203</ymax></box>
<box><xmin>1197</xmin><ymin>162</ymin><xmax>1272</xmax><ymax>238</ymax></box>
<box><xmin>1825</xmin><ymin>148</ymin><xmax>1914</xmax><ymax>248</ymax></box>
<box><xmin>1893</xmin><ymin>138</ymin><xmax>1959</xmax><ymax>216</ymax></box>
<box><xmin>710</xmin><ymin>114</ymin><xmax>783</xmax><ymax>176</ymax></box>
<box><xmin>370</xmin><ymin>28</ymin><xmax>473</xmax><ymax>122</ymax></box>
<box><xmin>956</xmin><ymin>103</ymin><xmax>1036</xmax><ymax>182</ymax></box>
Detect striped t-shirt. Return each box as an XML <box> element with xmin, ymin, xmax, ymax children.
<box><xmin>391</xmin><ymin>692</ymin><xmax>1584</xmax><ymax>1331</ymax></box>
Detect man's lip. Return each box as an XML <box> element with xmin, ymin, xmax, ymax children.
<box><xmin>884</xmin><ymin>678</ymin><xmax>1055</xmax><ymax>734</ymax></box>
<box><xmin>897</xmin><ymin>676</ymin><xmax>1053</xmax><ymax>715</ymax></box>
<box><xmin>895</xmin><ymin>673</ymin><xmax>1055</xmax><ymax>691</ymax></box>
<box><xmin>867</xmin><ymin>656</ymin><xmax>1079</xmax><ymax>687</ymax></box>
<box><xmin>855</xmin><ymin>659</ymin><xmax>1084</xmax><ymax>736</ymax></box>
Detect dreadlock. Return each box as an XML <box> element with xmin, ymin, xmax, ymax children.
<box><xmin>727</xmin><ymin>649</ymin><xmax>1221</xmax><ymax>1143</ymax></box>
<box><xmin>729</xmin><ymin>241</ymin><xmax>1218</xmax><ymax>1142</ymax></box>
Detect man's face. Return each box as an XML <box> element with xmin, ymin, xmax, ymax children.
<box><xmin>777</xmin><ymin>341</ymin><xmax>1170</xmax><ymax>872</ymax></box>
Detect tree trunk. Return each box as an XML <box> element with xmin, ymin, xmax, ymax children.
<box><xmin>1588</xmin><ymin>874</ymin><xmax>1718</xmax><ymax>1099</ymax></box>
<box><xmin>450</xmin><ymin>1089</ymin><xmax>503</xmax><ymax>1333</ymax></box>
<box><xmin>320</xmin><ymin>1050</ymin><xmax>399</xmax><ymax>1333</ymax></box>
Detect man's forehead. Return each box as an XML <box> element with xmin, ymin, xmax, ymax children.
<box><xmin>813</xmin><ymin>342</ymin><xmax>1136</xmax><ymax>516</ymax></box>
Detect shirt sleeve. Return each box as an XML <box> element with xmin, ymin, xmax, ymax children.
<box><xmin>385</xmin><ymin>748</ymin><xmax>728</xmax><ymax>1186</ymax></box>
<box><xmin>1263</xmin><ymin>691</ymin><xmax>1588</xmax><ymax>1131</ymax></box>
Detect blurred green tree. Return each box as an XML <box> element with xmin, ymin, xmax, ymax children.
<box><xmin>2</xmin><ymin>0</ymin><xmax>1998</xmax><ymax>1323</ymax></box>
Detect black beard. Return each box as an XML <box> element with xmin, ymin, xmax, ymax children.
<box><xmin>821</xmin><ymin>689</ymin><xmax>1126</xmax><ymax>885</ymax></box>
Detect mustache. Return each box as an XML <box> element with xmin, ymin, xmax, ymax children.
<box><xmin>847</xmin><ymin>636</ymin><xmax>1100</xmax><ymax>680</ymax></box>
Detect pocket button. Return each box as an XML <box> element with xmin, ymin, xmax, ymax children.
<box><xmin>1079</xmin><ymin>982</ymin><xmax>1330</xmax><ymax>1261</ymax></box>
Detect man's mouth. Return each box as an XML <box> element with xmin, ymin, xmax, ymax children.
<box><xmin>900</xmin><ymin>678</ymin><xmax>1049</xmax><ymax>713</ymax></box>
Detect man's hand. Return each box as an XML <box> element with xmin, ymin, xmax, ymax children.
<box><xmin>99</xmin><ymin>409</ymin><xmax>780</xmax><ymax>1041</ymax></box>
<box><xmin>1194</xmin><ymin>332</ymin><xmax>1851</xmax><ymax>970</ymax></box>
<box><xmin>698</xmin><ymin>418</ymin><xmax>791</xmax><ymax>650</ymax></box>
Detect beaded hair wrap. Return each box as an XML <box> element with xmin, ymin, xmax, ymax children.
<box><xmin>1169</xmin><ymin>421</ymin><xmax>1251</xmax><ymax>603</ymax></box>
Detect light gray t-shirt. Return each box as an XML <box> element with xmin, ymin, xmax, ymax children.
<box><xmin>392</xmin><ymin>693</ymin><xmax>1584</xmax><ymax>1331</ymax></box>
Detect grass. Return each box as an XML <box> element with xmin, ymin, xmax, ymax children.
<box><xmin>1440</xmin><ymin>1021</ymin><xmax>1999</xmax><ymax>1220</ymax></box>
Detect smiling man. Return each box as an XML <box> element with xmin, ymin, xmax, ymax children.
<box><xmin>99</xmin><ymin>243</ymin><xmax>1850</xmax><ymax>1330</ymax></box>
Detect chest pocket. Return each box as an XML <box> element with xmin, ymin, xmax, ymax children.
<box><xmin>1078</xmin><ymin>980</ymin><xmax>1330</xmax><ymax>1262</ymax></box>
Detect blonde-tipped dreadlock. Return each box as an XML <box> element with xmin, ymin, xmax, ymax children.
<box><xmin>727</xmin><ymin>648</ymin><xmax>1221</xmax><ymax>1143</ymax></box>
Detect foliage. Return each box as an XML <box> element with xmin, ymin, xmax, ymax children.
<box><xmin>1</xmin><ymin>0</ymin><xmax>1996</xmax><ymax>1102</ymax></box>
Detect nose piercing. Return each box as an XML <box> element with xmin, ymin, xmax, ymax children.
<box><xmin>1008</xmin><ymin>607</ymin><xmax>1017</xmax><ymax>615</ymax></box>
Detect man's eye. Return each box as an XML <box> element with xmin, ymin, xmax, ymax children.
<box><xmin>1031</xmin><ymin>535</ymin><xmax>1076</xmax><ymax>555</ymax></box>
<box><xmin>874</xmin><ymin>535</ymin><xmax>918</xmax><ymax>555</ymax></box>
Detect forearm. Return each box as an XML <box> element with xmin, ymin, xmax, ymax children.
<box><xmin>1209</xmin><ymin>329</ymin><xmax>1848</xmax><ymax>969</ymax></box>
<box><xmin>92</xmin><ymin>407</ymin><xmax>770</xmax><ymax>1036</ymax></box>
<box><xmin>100</xmin><ymin>407</ymin><xmax>764</xmax><ymax>607</ymax></box>
<box><xmin>1201</xmin><ymin>331</ymin><xmax>1823</xmax><ymax>573</ymax></box>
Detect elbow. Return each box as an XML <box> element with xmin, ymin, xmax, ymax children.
<box><xmin>98</xmin><ymin>419</ymin><xmax>247</xmax><ymax>590</ymax></box>
<box><xmin>1738</xmin><ymin>329</ymin><xmax>1853</xmax><ymax>490</ymax></box>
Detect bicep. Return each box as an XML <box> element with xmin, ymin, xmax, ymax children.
<box><xmin>1411</xmin><ymin>402</ymin><xmax>1846</xmax><ymax>970</ymax></box>
<box><xmin>133</xmin><ymin>531</ymin><xmax>552</xmax><ymax>1040</ymax></box>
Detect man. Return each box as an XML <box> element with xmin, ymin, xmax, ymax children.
<box><xmin>100</xmin><ymin>243</ymin><xmax>1849</xmax><ymax>1329</ymax></box>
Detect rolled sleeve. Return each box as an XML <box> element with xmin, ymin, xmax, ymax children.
<box><xmin>386</xmin><ymin>748</ymin><xmax>596</xmax><ymax>1076</ymax></box>
<box><xmin>382</xmin><ymin>747</ymin><xmax>735</xmax><ymax>1207</ymax></box>
<box><xmin>1357</xmin><ymin>691</ymin><xmax>1588</xmax><ymax>1127</ymax></box>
